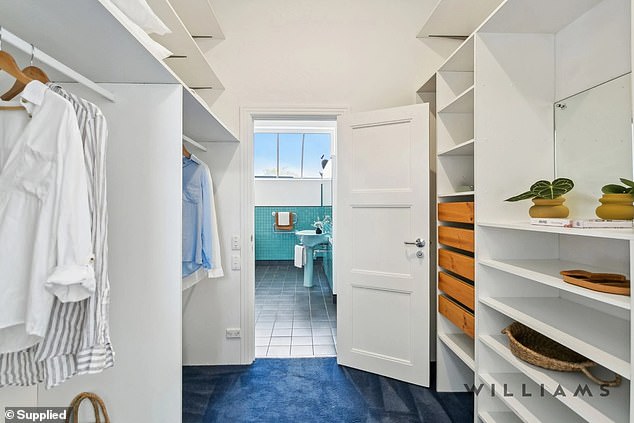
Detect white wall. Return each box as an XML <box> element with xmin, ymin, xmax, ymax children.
<box><xmin>255</xmin><ymin>179</ymin><xmax>332</xmax><ymax>206</ymax></box>
<box><xmin>19</xmin><ymin>84</ymin><xmax>183</xmax><ymax>422</ymax></box>
<box><xmin>206</xmin><ymin>0</ymin><xmax>456</xmax><ymax>136</ymax></box>
<box><xmin>182</xmin><ymin>142</ymin><xmax>243</xmax><ymax>364</ymax></box>
<box><xmin>555</xmin><ymin>0</ymin><xmax>631</xmax><ymax>100</ymax></box>
<box><xmin>183</xmin><ymin>0</ymin><xmax>455</xmax><ymax>365</ymax></box>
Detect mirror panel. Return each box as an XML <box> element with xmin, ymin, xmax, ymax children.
<box><xmin>555</xmin><ymin>73</ymin><xmax>632</xmax><ymax>219</ymax></box>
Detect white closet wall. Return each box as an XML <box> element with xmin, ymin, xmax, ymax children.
<box><xmin>41</xmin><ymin>83</ymin><xmax>182</xmax><ymax>422</ymax></box>
<box><xmin>0</xmin><ymin>84</ymin><xmax>183</xmax><ymax>422</ymax></box>
<box><xmin>182</xmin><ymin>142</ymin><xmax>243</xmax><ymax>364</ymax></box>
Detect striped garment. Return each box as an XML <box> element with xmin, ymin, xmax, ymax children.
<box><xmin>0</xmin><ymin>85</ymin><xmax>113</xmax><ymax>388</ymax></box>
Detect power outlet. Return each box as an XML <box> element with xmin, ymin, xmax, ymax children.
<box><xmin>232</xmin><ymin>235</ymin><xmax>240</xmax><ymax>250</ymax></box>
<box><xmin>231</xmin><ymin>254</ymin><xmax>241</xmax><ymax>270</ymax></box>
<box><xmin>225</xmin><ymin>328</ymin><xmax>241</xmax><ymax>338</ymax></box>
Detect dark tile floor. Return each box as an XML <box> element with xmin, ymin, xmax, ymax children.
<box><xmin>255</xmin><ymin>260</ymin><xmax>336</xmax><ymax>358</ymax></box>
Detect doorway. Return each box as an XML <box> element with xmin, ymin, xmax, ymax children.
<box><xmin>251</xmin><ymin>119</ymin><xmax>336</xmax><ymax>358</ymax></box>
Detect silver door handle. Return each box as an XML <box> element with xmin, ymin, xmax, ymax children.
<box><xmin>404</xmin><ymin>238</ymin><xmax>425</xmax><ymax>248</ymax></box>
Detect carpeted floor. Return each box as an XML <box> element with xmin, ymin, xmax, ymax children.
<box><xmin>183</xmin><ymin>358</ymin><xmax>473</xmax><ymax>423</ymax></box>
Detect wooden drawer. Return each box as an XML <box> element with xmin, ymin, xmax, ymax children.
<box><xmin>438</xmin><ymin>201</ymin><xmax>474</xmax><ymax>224</ymax></box>
<box><xmin>438</xmin><ymin>226</ymin><xmax>474</xmax><ymax>253</ymax></box>
<box><xmin>438</xmin><ymin>249</ymin><xmax>475</xmax><ymax>281</ymax></box>
<box><xmin>438</xmin><ymin>295</ymin><xmax>475</xmax><ymax>338</ymax></box>
<box><xmin>438</xmin><ymin>272</ymin><xmax>474</xmax><ymax>310</ymax></box>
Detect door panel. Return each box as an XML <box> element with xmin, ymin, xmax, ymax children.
<box><xmin>336</xmin><ymin>104</ymin><xmax>430</xmax><ymax>386</ymax></box>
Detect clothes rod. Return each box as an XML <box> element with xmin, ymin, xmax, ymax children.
<box><xmin>182</xmin><ymin>135</ymin><xmax>208</xmax><ymax>152</ymax></box>
<box><xmin>0</xmin><ymin>28</ymin><xmax>116</xmax><ymax>102</ymax></box>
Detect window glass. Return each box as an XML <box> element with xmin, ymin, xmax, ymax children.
<box><xmin>303</xmin><ymin>133</ymin><xmax>331</xmax><ymax>178</ymax></box>
<box><xmin>278</xmin><ymin>133</ymin><xmax>302</xmax><ymax>178</ymax></box>
<box><xmin>254</xmin><ymin>133</ymin><xmax>277</xmax><ymax>177</ymax></box>
<box><xmin>254</xmin><ymin>130</ymin><xmax>332</xmax><ymax>179</ymax></box>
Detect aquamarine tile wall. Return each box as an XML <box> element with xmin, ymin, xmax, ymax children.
<box><xmin>255</xmin><ymin>206</ymin><xmax>332</xmax><ymax>261</ymax></box>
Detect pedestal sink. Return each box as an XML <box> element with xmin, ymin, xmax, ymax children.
<box><xmin>296</xmin><ymin>230</ymin><xmax>329</xmax><ymax>288</ymax></box>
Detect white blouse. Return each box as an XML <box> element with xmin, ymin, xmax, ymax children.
<box><xmin>0</xmin><ymin>81</ymin><xmax>95</xmax><ymax>353</ymax></box>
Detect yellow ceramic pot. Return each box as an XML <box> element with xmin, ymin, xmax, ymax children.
<box><xmin>596</xmin><ymin>194</ymin><xmax>634</xmax><ymax>220</ymax></box>
<box><xmin>529</xmin><ymin>197</ymin><xmax>569</xmax><ymax>218</ymax></box>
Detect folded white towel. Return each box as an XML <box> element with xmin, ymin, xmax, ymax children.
<box><xmin>294</xmin><ymin>245</ymin><xmax>305</xmax><ymax>268</ymax></box>
<box><xmin>277</xmin><ymin>212</ymin><xmax>291</xmax><ymax>226</ymax></box>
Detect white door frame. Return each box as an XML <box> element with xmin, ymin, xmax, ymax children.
<box><xmin>239</xmin><ymin>106</ymin><xmax>348</xmax><ymax>364</ymax></box>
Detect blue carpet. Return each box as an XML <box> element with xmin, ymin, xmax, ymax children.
<box><xmin>183</xmin><ymin>358</ymin><xmax>473</xmax><ymax>423</ymax></box>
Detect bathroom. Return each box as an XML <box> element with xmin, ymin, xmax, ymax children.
<box><xmin>253</xmin><ymin>119</ymin><xmax>337</xmax><ymax>358</ymax></box>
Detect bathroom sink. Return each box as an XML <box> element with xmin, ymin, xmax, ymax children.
<box><xmin>295</xmin><ymin>230</ymin><xmax>329</xmax><ymax>247</ymax></box>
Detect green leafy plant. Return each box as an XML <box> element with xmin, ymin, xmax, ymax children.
<box><xmin>602</xmin><ymin>178</ymin><xmax>634</xmax><ymax>194</ymax></box>
<box><xmin>505</xmin><ymin>178</ymin><xmax>574</xmax><ymax>202</ymax></box>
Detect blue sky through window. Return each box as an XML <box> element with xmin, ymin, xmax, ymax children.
<box><xmin>254</xmin><ymin>132</ymin><xmax>331</xmax><ymax>178</ymax></box>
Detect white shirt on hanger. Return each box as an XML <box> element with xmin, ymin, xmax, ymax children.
<box><xmin>0</xmin><ymin>81</ymin><xmax>95</xmax><ymax>353</ymax></box>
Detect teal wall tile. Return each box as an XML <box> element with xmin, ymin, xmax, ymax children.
<box><xmin>255</xmin><ymin>206</ymin><xmax>332</xmax><ymax>261</ymax></box>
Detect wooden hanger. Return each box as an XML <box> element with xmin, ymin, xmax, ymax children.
<box><xmin>182</xmin><ymin>144</ymin><xmax>191</xmax><ymax>158</ymax></box>
<box><xmin>1</xmin><ymin>65</ymin><xmax>49</xmax><ymax>101</ymax></box>
<box><xmin>0</xmin><ymin>50</ymin><xmax>33</xmax><ymax>111</ymax></box>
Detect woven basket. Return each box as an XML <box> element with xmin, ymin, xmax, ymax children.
<box><xmin>65</xmin><ymin>392</ymin><xmax>110</xmax><ymax>423</ymax></box>
<box><xmin>502</xmin><ymin>322</ymin><xmax>621</xmax><ymax>387</ymax></box>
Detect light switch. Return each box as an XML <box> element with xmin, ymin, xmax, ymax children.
<box><xmin>232</xmin><ymin>235</ymin><xmax>240</xmax><ymax>250</ymax></box>
<box><xmin>231</xmin><ymin>254</ymin><xmax>241</xmax><ymax>270</ymax></box>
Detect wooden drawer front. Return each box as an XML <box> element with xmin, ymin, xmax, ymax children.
<box><xmin>438</xmin><ymin>202</ymin><xmax>474</xmax><ymax>224</ymax></box>
<box><xmin>438</xmin><ymin>295</ymin><xmax>475</xmax><ymax>338</ymax></box>
<box><xmin>438</xmin><ymin>272</ymin><xmax>474</xmax><ymax>310</ymax></box>
<box><xmin>438</xmin><ymin>226</ymin><xmax>474</xmax><ymax>253</ymax></box>
<box><xmin>438</xmin><ymin>249</ymin><xmax>475</xmax><ymax>281</ymax></box>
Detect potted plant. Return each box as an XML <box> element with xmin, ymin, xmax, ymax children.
<box><xmin>596</xmin><ymin>178</ymin><xmax>634</xmax><ymax>220</ymax></box>
<box><xmin>505</xmin><ymin>178</ymin><xmax>574</xmax><ymax>218</ymax></box>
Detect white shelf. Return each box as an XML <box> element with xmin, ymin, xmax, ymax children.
<box><xmin>438</xmin><ymin>86</ymin><xmax>474</xmax><ymax>113</ymax></box>
<box><xmin>480</xmin><ymin>296</ymin><xmax>630</xmax><ymax>378</ymax></box>
<box><xmin>479</xmin><ymin>259</ymin><xmax>631</xmax><ymax>310</ymax></box>
<box><xmin>480</xmin><ymin>373</ymin><xmax>586</xmax><ymax>423</ymax></box>
<box><xmin>479</xmin><ymin>0</ymin><xmax>604</xmax><ymax>34</ymax></box>
<box><xmin>439</xmin><ymin>332</ymin><xmax>475</xmax><ymax>370</ymax></box>
<box><xmin>418</xmin><ymin>0</ymin><xmax>503</xmax><ymax>38</ymax></box>
<box><xmin>170</xmin><ymin>0</ymin><xmax>224</xmax><ymax>39</ymax></box>
<box><xmin>438</xmin><ymin>191</ymin><xmax>475</xmax><ymax>198</ymax></box>
<box><xmin>481</xmin><ymin>334</ymin><xmax>629</xmax><ymax>423</ymax></box>
<box><xmin>147</xmin><ymin>0</ymin><xmax>223</xmax><ymax>90</ymax></box>
<box><xmin>418</xmin><ymin>73</ymin><xmax>436</xmax><ymax>94</ymax></box>
<box><xmin>478</xmin><ymin>411</ymin><xmax>522</xmax><ymax>423</ymax></box>
<box><xmin>0</xmin><ymin>0</ymin><xmax>236</xmax><ymax>142</ymax></box>
<box><xmin>439</xmin><ymin>36</ymin><xmax>475</xmax><ymax>72</ymax></box>
<box><xmin>438</xmin><ymin>139</ymin><xmax>475</xmax><ymax>156</ymax></box>
<box><xmin>478</xmin><ymin>221</ymin><xmax>634</xmax><ymax>241</ymax></box>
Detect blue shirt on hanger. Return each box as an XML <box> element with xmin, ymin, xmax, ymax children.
<box><xmin>182</xmin><ymin>156</ymin><xmax>213</xmax><ymax>277</ymax></box>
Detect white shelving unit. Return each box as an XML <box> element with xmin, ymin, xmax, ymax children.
<box><xmin>472</xmin><ymin>1</ymin><xmax>633</xmax><ymax>422</ymax></box>
<box><xmin>434</xmin><ymin>33</ymin><xmax>477</xmax><ymax>393</ymax></box>
<box><xmin>481</xmin><ymin>334</ymin><xmax>630</xmax><ymax>423</ymax></box>
<box><xmin>417</xmin><ymin>0</ymin><xmax>503</xmax><ymax>38</ymax></box>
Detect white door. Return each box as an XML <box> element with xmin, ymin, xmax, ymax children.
<box><xmin>336</xmin><ymin>104</ymin><xmax>430</xmax><ymax>386</ymax></box>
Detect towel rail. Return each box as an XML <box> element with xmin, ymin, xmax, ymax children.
<box><xmin>272</xmin><ymin>212</ymin><xmax>297</xmax><ymax>233</ymax></box>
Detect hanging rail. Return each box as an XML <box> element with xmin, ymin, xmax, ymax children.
<box><xmin>182</xmin><ymin>134</ymin><xmax>208</xmax><ymax>152</ymax></box>
<box><xmin>0</xmin><ymin>27</ymin><xmax>116</xmax><ymax>102</ymax></box>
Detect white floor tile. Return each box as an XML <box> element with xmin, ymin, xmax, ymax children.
<box><xmin>292</xmin><ymin>328</ymin><xmax>312</xmax><ymax>337</ymax></box>
<box><xmin>272</xmin><ymin>328</ymin><xmax>292</xmax><ymax>337</ymax></box>
<box><xmin>269</xmin><ymin>337</ymin><xmax>291</xmax><ymax>346</ymax></box>
<box><xmin>291</xmin><ymin>346</ymin><xmax>314</xmax><ymax>357</ymax></box>
<box><xmin>312</xmin><ymin>328</ymin><xmax>332</xmax><ymax>336</ymax></box>
<box><xmin>267</xmin><ymin>346</ymin><xmax>290</xmax><ymax>357</ymax></box>
<box><xmin>255</xmin><ymin>337</ymin><xmax>270</xmax><ymax>347</ymax></box>
<box><xmin>313</xmin><ymin>345</ymin><xmax>336</xmax><ymax>356</ymax></box>
<box><xmin>291</xmin><ymin>336</ymin><xmax>313</xmax><ymax>346</ymax></box>
<box><xmin>313</xmin><ymin>336</ymin><xmax>334</xmax><ymax>345</ymax></box>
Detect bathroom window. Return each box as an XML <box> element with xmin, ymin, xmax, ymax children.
<box><xmin>254</xmin><ymin>121</ymin><xmax>333</xmax><ymax>179</ymax></box>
